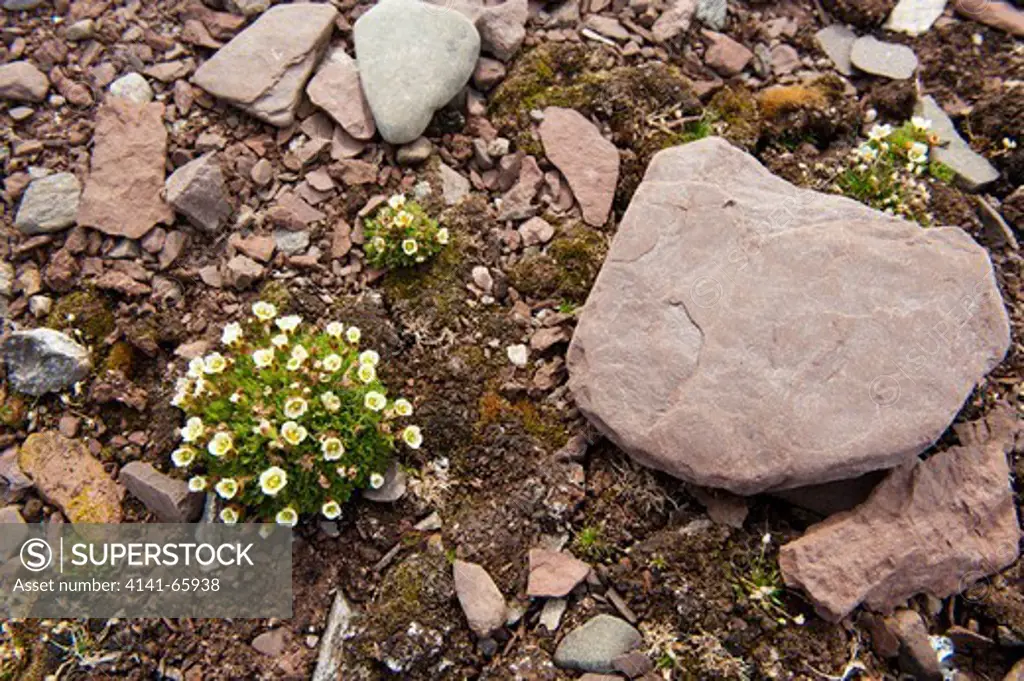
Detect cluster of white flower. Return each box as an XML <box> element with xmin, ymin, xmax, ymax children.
<box><xmin>170</xmin><ymin>300</ymin><xmax>425</xmax><ymax>527</ymax></box>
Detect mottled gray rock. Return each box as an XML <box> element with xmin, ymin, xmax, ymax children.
<box><xmin>781</xmin><ymin>410</ymin><xmax>1020</xmax><ymax>621</ymax></box>
<box><xmin>311</xmin><ymin>592</ymin><xmax>356</xmax><ymax>681</ymax></box>
<box><xmin>696</xmin><ymin>0</ymin><xmax>727</xmax><ymax>29</ymax></box>
<box><xmin>477</xmin><ymin>0</ymin><xmax>527</xmax><ymax>61</ymax></box>
<box><xmin>885</xmin><ymin>0</ymin><xmax>947</xmax><ymax>35</ymax></box>
<box><xmin>2</xmin><ymin>329</ymin><xmax>91</xmax><ymax>397</ymax></box>
<box><xmin>652</xmin><ymin>0</ymin><xmax>698</xmax><ymax>42</ymax></box>
<box><xmin>14</xmin><ymin>173</ymin><xmax>80</xmax><ymax>234</ymax></box>
<box><xmin>362</xmin><ymin>462</ymin><xmax>407</xmax><ymax>502</ymax></box>
<box><xmin>273</xmin><ymin>229</ymin><xmax>310</xmax><ymax>256</ymax></box>
<box><xmin>554</xmin><ymin>615</ymin><xmax>642</xmax><ymax>673</ymax></box>
<box><xmin>915</xmin><ymin>95</ymin><xmax>1000</xmax><ymax>191</ymax></box>
<box><xmin>814</xmin><ymin>24</ymin><xmax>857</xmax><ymax>76</ymax></box>
<box><xmin>0</xmin><ymin>61</ymin><xmax>49</xmax><ymax>102</ymax></box>
<box><xmin>192</xmin><ymin>3</ymin><xmax>338</xmax><ymax>127</ymax></box>
<box><xmin>306</xmin><ymin>47</ymin><xmax>376</xmax><ymax>140</ymax></box>
<box><xmin>108</xmin><ymin>72</ymin><xmax>153</xmax><ymax>104</ymax></box>
<box><xmin>454</xmin><ymin>560</ymin><xmax>506</xmax><ymax>637</ymax></box>
<box><xmin>120</xmin><ymin>461</ymin><xmax>204</xmax><ymax>522</ymax></box>
<box><xmin>850</xmin><ymin>35</ymin><xmax>918</xmax><ymax>79</ymax></box>
<box><xmin>354</xmin><ymin>0</ymin><xmax>480</xmax><ymax>144</ymax></box>
<box><xmin>165</xmin><ymin>153</ymin><xmax>232</xmax><ymax>232</ymax></box>
<box><xmin>567</xmin><ymin>137</ymin><xmax>1009</xmax><ymax>495</ymax></box>
<box><xmin>539</xmin><ymin>107</ymin><xmax>619</xmax><ymax>226</ymax></box>
<box><xmin>439</xmin><ymin>163</ymin><xmax>470</xmax><ymax>205</ymax></box>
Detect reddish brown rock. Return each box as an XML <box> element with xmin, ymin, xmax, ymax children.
<box><xmin>527</xmin><ymin>548</ymin><xmax>591</xmax><ymax>598</ymax></box>
<box><xmin>780</xmin><ymin>412</ymin><xmax>1020</xmax><ymax>621</ymax></box>
<box><xmin>305</xmin><ymin>47</ymin><xmax>375</xmax><ymax>141</ymax></box>
<box><xmin>0</xmin><ymin>61</ymin><xmax>49</xmax><ymax>102</ymax></box>
<box><xmin>18</xmin><ymin>431</ymin><xmax>124</xmax><ymax>523</ymax></box>
<box><xmin>955</xmin><ymin>0</ymin><xmax>1024</xmax><ymax>36</ymax></box>
<box><xmin>703</xmin><ymin>30</ymin><xmax>753</xmax><ymax>75</ymax></box>
<box><xmin>77</xmin><ymin>100</ymin><xmax>173</xmax><ymax>239</ymax></box>
<box><xmin>453</xmin><ymin>560</ymin><xmax>507</xmax><ymax>637</ymax></box>
<box><xmin>539</xmin><ymin>107</ymin><xmax>619</xmax><ymax>227</ymax></box>
<box><xmin>120</xmin><ymin>461</ymin><xmax>203</xmax><ymax>522</ymax></box>
<box><xmin>567</xmin><ymin>137</ymin><xmax>1010</xmax><ymax>495</ymax></box>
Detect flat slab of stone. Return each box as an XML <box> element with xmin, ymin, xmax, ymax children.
<box><xmin>15</xmin><ymin>172</ymin><xmax>80</xmax><ymax>234</ymax></box>
<box><xmin>306</xmin><ymin>47</ymin><xmax>375</xmax><ymax>140</ymax></box>
<box><xmin>780</xmin><ymin>410</ymin><xmax>1020</xmax><ymax>621</ymax></box>
<box><xmin>915</xmin><ymin>95</ymin><xmax>1000</xmax><ymax>191</ymax></box>
<box><xmin>18</xmin><ymin>432</ymin><xmax>124</xmax><ymax>523</ymax></box>
<box><xmin>120</xmin><ymin>461</ymin><xmax>204</xmax><ymax>522</ymax></box>
<box><xmin>354</xmin><ymin>0</ymin><xmax>480</xmax><ymax>144</ymax></box>
<box><xmin>554</xmin><ymin>614</ymin><xmax>642</xmax><ymax>673</ymax></box>
<box><xmin>527</xmin><ymin>548</ymin><xmax>591</xmax><ymax>597</ymax></box>
<box><xmin>76</xmin><ymin>99</ymin><xmax>174</xmax><ymax>239</ymax></box>
<box><xmin>884</xmin><ymin>0</ymin><xmax>947</xmax><ymax>35</ymax></box>
<box><xmin>165</xmin><ymin>152</ymin><xmax>232</xmax><ymax>232</ymax></box>
<box><xmin>850</xmin><ymin>35</ymin><xmax>918</xmax><ymax>79</ymax></box>
<box><xmin>453</xmin><ymin>560</ymin><xmax>506</xmax><ymax>637</ymax></box>
<box><xmin>539</xmin><ymin>107</ymin><xmax>620</xmax><ymax>226</ymax></box>
<box><xmin>814</xmin><ymin>24</ymin><xmax>857</xmax><ymax>76</ymax></box>
<box><xmin>567</xmin><ymin>137</ymin><xmax>1009</xmax><ymax>495</ymax></box>
<box><xmin>0</xmin><ymin>61</ymin><xmax>49</xmax><ymax>102</ymax></box>
<box><xmin>2</xmin><ymin>328</ymin><xmax>91</xmax><ymax>396</ymax></box>
<box><xmin>192</xmin><ymin>3</ymin><xmax>337</xmax><ymax>127</ymax></box>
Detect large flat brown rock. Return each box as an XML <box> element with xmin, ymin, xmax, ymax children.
<box><xmin>567</xmin><ymin>137</ymin><xmax>1010</xmax><ymax>495</ymax></box>
<box><xmin>18</xmin><ymin>432</ymin><xmax>124</xmax><ymax>523</ymax></box>
<box><xmin>76</xmin><ymin>99</ymin><xmax>173</xmax><ymax>239</ymax></box>
<box><xmin>779</xmin><ymin>410</ymin><xmax>1021</xmax><ymax>621</ymax></box>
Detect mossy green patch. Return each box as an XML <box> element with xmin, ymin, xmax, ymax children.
<box><xmin>102</xmin><ymin>341</ymin><xmax>135</xmax><ymax>377</ymax></box>
<box><xmin>47</xmin><ymin>290</ymin><xmax>115</xmax><ymax>344</ymax></box>
<box><xmin>508</xmin><ymin>224</ymin><xmax>607</xmax><ymax>303</ymax></box>
<box><xmin>708</xmin><ymin>86</ymin><xmax>762</xmax><ymax>151</ymax></box>
<box><xmin>257</xmin><ymin>280</ymin><xmax>293</xmax><ymax>312</ymax></box>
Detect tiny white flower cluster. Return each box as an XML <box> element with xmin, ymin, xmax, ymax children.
<box><xmin>365</xmin><ymin>194</ymin><xmax>448</xmax><ymax>268</ymax></box>
<box><xmin>171</xmin><ymin>300</ymin><xmax>425</xmax><ymax>527</ymax></box>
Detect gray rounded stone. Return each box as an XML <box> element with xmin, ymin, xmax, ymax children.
<box><xmin>109</xmin><ymin>72</ymin><xmax>154</xmax><ymax>104</ymax></box>
<box><xmin>354</xmin><ymin>0</ymin><xmax>480</xmax><ymax>144</ymax></box>
<box><xmin>553</xmin><ymin>615</ymin><xmax>642</xmax><ymax>673</ymax></box>
<box><xmin>850</xmin><ymin>35</ymin><xmax>918</xmax><ymax>80</ymax></box>
<box><xmin>2</xmin><ymin>329</ymin><xmax>91</xmax><ymax>397</ymax></box>
<box><xmin>14</xmin><ymin>172</ymin><xmax>80</xmax><ymax>234</ymax></box>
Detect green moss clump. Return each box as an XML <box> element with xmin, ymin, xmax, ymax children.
<box><xmin>102</xmin><ymin>341</ymin><xmax>135</xmax><ymax>377</ymax></box>
<box><xmin>47</xmin><ymin>290</ymin><xmax>114</xmax><ymax>344</ymax></box>
<box><xmin>708</xmin><ymin>86</ymin><xmax>762</xmax><ymax>151</ymax></box>
<box><xmin>509</xmin><ymin>224</ymin><xmax>607</xmax><ymax>303</ymax></box>
<box><xmin>757</xmin><ymin>75</ymin><xmax>861</xmax><ymax>149</ymax></box>
<box><xmin>258</xmin><ymin>280</ymin><xmax>293</xmax><ymax>312</ymax></box>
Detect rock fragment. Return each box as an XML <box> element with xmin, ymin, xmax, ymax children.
<box><xmin>554</xmin><ymin>615</ymin><xmax>642</xmax><ymax>673</ymax></box>
<box><xmin>0</xmin><ymin>62</ymin><xmax>49</xmax><ymax>102</ymax></box>
<box><xmin>703</xmin><ymin>29</ymin><xmax>753</xmax><ymax>75</ymax></box>
<box><xmin>192</xmin><ymin>3</ymin><xmax>338</xmax><ymax>126</ymax></box>
<box><xmin>77</xmin><ymin>99</ymin><xmax>173</xmax><ymax>239</ymax></box>
<box><xmin>18</xmin><ymin>432</ymin><xmax>124</xmax><ymax>523</ymax></box>
<box><xmin>652</xmin><ymin>0</ymin><xmax>698</xmax><ymax>42</ymax></box>
<box><xmin>108</xmin><ymin>72</ymin><xmax>154</xmax><ymax>104</ymax></box>
<box><xmin>850</xmin><ymin>35</ymin><xmax>918</xmax><ymax>79</ymax></box>
<box><xmin>915</xmin><ymin>95</ymin><xmax>1000</xmax><ymax>191</ymax></box>
<box><xmin>120</xmin><ymin>461</ymin><xmax>204</xmax><ymax>522</ymax></box>
<box><xmin>539</xmin><ymin>107</ymin><xmax>619</xmax><ymax>226</ymax></box>
<box><xmin>814</xmin><ymin>24</ymin><xmax>857</xmax><ymax>76</ymax></box>
<box><xmin>354</xmin><ymin>0</ymin><xmax>480</xmax><ymax>144</ymax></box>
<box><xmin>14</xmin><ymin>173</ymin><xmax>80</xmax><ymax>234</ymax></box>
<box><xmin>527</xmin><ymin>548</ymin><xmax>590</xmax><ymax>597</ymax></box>
<box><xmin>306</xmin><ymin>47</ymin><xmax>375</xmax><ymax>140</ymax></box>
<box><xmin>884</xmin><ymin>0</ymin><xmax>946</xmax><ymax>35</ymax></box>
<box><xmin>567</xmin><ymin>137</ymin><xmax>1009</xmax><ymax>495</ymax></box>
<box><xmin>453</xmin><ymin>560</ymin><xmax>507</xmax><ymax>637</ymax></box>
<box><xmin>165</xmin><ymin>153</ymin><xmax>232</xmax><ymax>232</ymax></box>
<box><xmin>779</xmin><ymin>411</ymin><xmax>1020</xmax><ymax>621</ymax></box>
<box><xmin>2</xmin><ymin>328</ymin><xmax>91</xmax><ymax>396</ymax></box>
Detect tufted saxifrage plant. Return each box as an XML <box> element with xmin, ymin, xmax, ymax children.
<box><xmin>364</xmin><ymin>194</ymin><xmax>449</xmax><ymax>268</ymax></box>
<box><xmin>169</xmin><ymin>301</ymin><xmax>423</xmax><ymax>526</ymax></box>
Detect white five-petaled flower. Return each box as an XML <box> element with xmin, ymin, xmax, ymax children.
<box><xmin>395</xmin><ymin>211</ymin><xmax>414</xmax><ymax>229</ymax></box>
<box><xmin>171</xmin><ymin>447</ymin><xmax>196</xmax><ymax>468</ymax></box>
<box><xmin>322</xmin><ymin>354</ymin><xmax>343</xmax><ymax>372</ymax></box>
<box><xmin>284</xmin><ymin>396</ymin><xmax>308</xmax><ymax>419</ymax></box>
<box><xmin>215</xmin><ymin>478</ymin><xmax>239</xmax><ymax>500</ymax></box>
<box><xmin>402</xmin><ymin>425</ymin><xmax>423</xmax><ymax>449</ymax></box>
<box><xmin>220</xmin><ymin>507</ymin><xmax>239</xmax><ymax>524</ymax></box>
<box><xmin>371</xmin><ymin>236</ymin><xmax>386</xmax><ymax>252</ymax></box>
<box><xmin>253</xmin><ymin>301</ymin><xmax>277</xmax><ymax>321</ymax></box>
<box><xmin>364</xmin><ymin>391</ymin><xmax>387</xmax><ymax>412</ymax></box>
<box><xmin>321</xmin><ymin>501</ymin><xmax>342</xmax><ymax>520</ymax></box>
<box><xmin>357</xmin><ymin>363</ymin><xmax>376</xmax><ymax>384</ymax></box>
<box><xmin>208</xmin><ymin>431</ymin><xmax>233</xmax><ymax>457</ymax></box>
<box><xmin>187</xmin><ymin>357</ymin><xmax>206</xmax><ymax>378</ymax></box>
<box><xmin>291</xmin><ymin>345</ymin><xmax>309</xmax><ymax>364</ymax></box>
<box><xmin>761</xmin><ymin>532</ymin><xmax>772</xmax><ymax>546</ymax></box>
<box><xmin>369</xmin><ymin>473</ymin><xmax>386</xmax><ymax>489</ymax></box>
<box><xmin>276</xmin><ymin>507</ymin><xmax>299</xmax><ymax>527</ymax></box>
<box><xmin>868</xmin><ymin>123</ymin><xmax>893</xmax><ymax>141</ymax></box>
<box><xmin>437</xmin><ymin>228</ymin><xmax>449</xmax><ymax>245</ymax></box>
<box><xmin>326</xmin><ymin>321</ymin><xmax>345</xmax><ymax>338</ymax></box>
<box><xmin>320</xmin><ymin>392</ymin><xmax>341</xmax><ymax>412</ymax></box>
<box><xmin>203</xmin><ymin>352</ymin><xmax>227</xmax><ymax>374</ymax></box>
<box><xmin>393</xmin><ymin>398</ymin><xmax>414</xmax><ymax>417</ymax></box>
<box><xmin>286</xmin><ymin>357</ymin><xmax>302</xmax><ymax>371</ymax></box>
<box><xmin>388</xmin><ymin>194</ymin><xmax>406</xmax><ymax>210</ymax></box>
<box><xmin>181</xmin><ymin>417</ymin><xmax>204</xmax><ymax>443</ymax></box>
<box><xmin>910</xmin><ymin>116</ymin><xmax>931</xmax><ymax>132</ymax></box>
<box><xmin>188</xmin><ymin>476</ymin><xmax>208</xmax><ymax>492</ymax></box>
<box><xmin>281</xmin><ymin>420</ymin><xmax>308</xmax><ymax>445</ymax></box>
<box><xmin>322</xmin><ymin>437</ymin><xmax>344</xmax><ymax>461</ymax></box>
<box><xmin>855</xmin><ymin>143</ymin><xmax>878</xmax><ymax>163</ymax></box>
<box><xmin>359</xmin><ymin>350</ymin><xmax>380</xmax><ymax>366</ymax></box>
<box><xmin>402</xmin><ymin>239</ymin><xmax>418</xmax><ymax>256</ymax></box>
<box><xmin>221</xmin><ymin>322</ymin><xmax>243</xmax><ymax>346</ymax></box>
<box><xmin>908</xmin><ymin>141</ymin><xmax>928</xmax><ymax>164</ymax></box>
<box><xmin>276</xmin><ymin>315</ymin><xmax>302</xmax><ymax>333</ymax></box>
<box><xmin>259</xmin><ymin>466</ymin><xmax>288</xmax><ymax>496</ymax></box>
<box><xmin>253</xmin><ymin>348</ymin><xmax>274</xmax><ymax>369</ymax></box>
<box><xmin>346</xmin><ymin>326</ymin><xmax>361</xmax><ymax>344</ymax></box>
<box><xmin>271</xmin><ymin>333</ymin><xmax>289</xmax><ymax>348</ymax></box>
